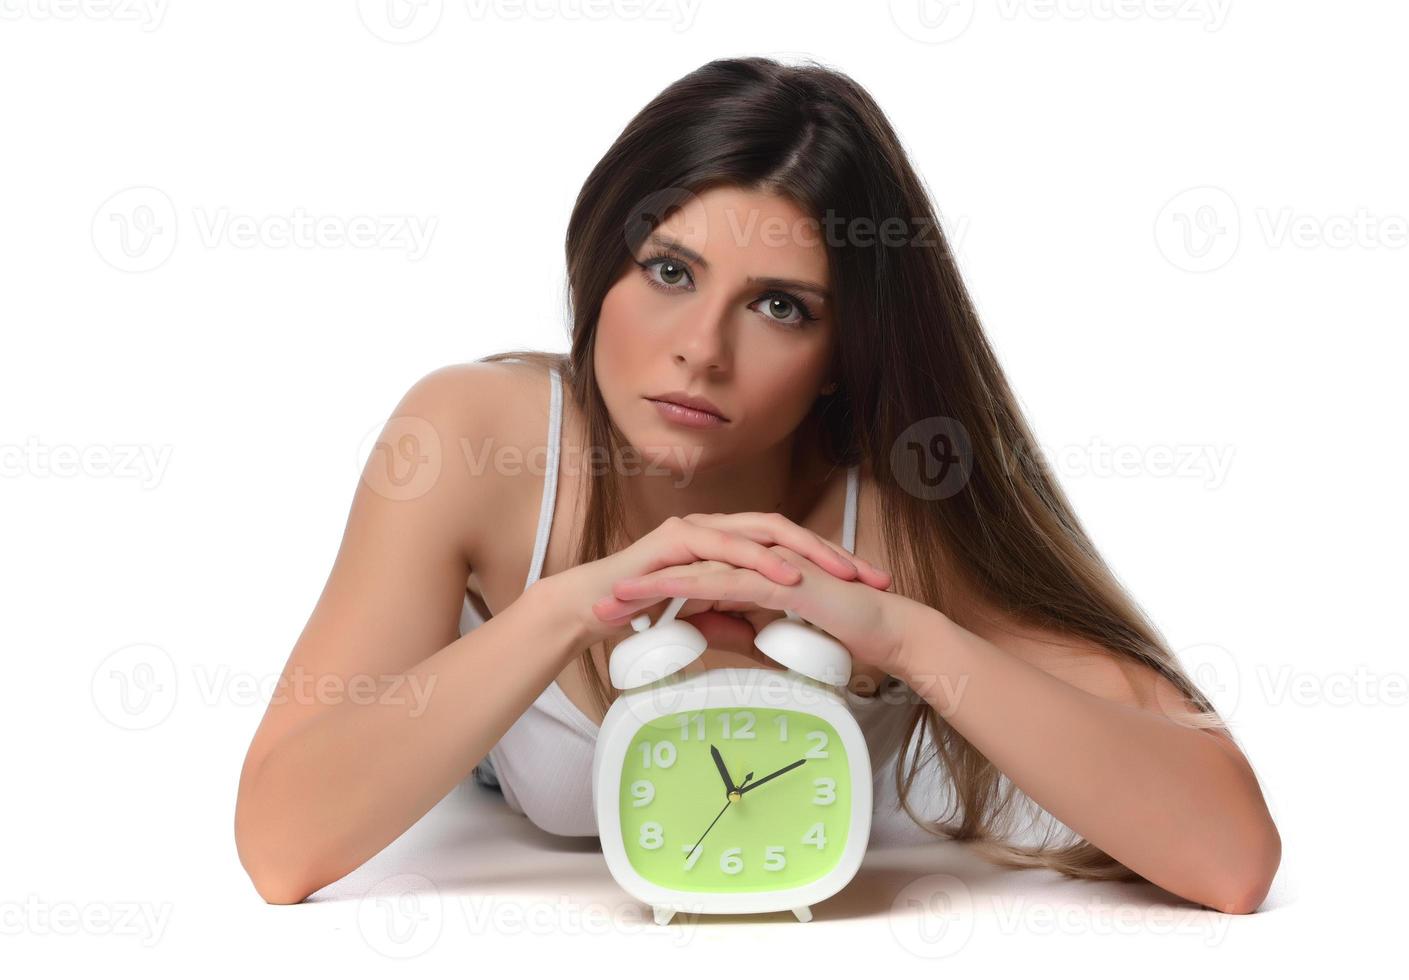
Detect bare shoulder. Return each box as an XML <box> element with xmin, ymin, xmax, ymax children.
<box><xmin>386</xmin><ymin>358</ymin><xmax>556</xmax><ymax>568</ymax></box>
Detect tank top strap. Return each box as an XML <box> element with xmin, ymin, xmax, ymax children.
<box><xmin>842</xmin><ymin>463</ymin><xmax>859</xmax><ymax>553</ymax></box>
<box><xmin>523</xmin><ymin>364</ymin><xmax>563</xmax><ymax>590</ymax></box>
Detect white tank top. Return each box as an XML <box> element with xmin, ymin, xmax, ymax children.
<box><xmin>458</xmin><ymin>363</ymin><xmax>918</xmax><ymax>839</ymax></box>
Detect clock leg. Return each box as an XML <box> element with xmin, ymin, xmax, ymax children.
<box><xmin>791</xmin><ymin>905</ymin><xmax>813</xmax><ymax>923</ymax></box>
<box><xmin>653</xmin><ymin>905</ymin><xmax>676</xmax><ymax>927</ymax></box>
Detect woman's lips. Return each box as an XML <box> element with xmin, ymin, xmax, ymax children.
<box><xmin>646</xmin><ymin>397</ymin><xmax>729</xmax><ymax>429</ymax></box>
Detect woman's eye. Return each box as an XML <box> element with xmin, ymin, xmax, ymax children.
<box><xmin>641</xmin><ymin>257</ymin><xmax>693</xmax><ymax>290</ymax></box>
<box><xmin>754</xmin><ymin>296</ymin><xmax>804</xmax><ymax>325</ymax></box>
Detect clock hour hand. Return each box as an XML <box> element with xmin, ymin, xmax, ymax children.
<box><xmin>709</xmin><ymin>744</ymin><xmax>737</xmax><ymax>796</ymax></box>
<box><xmin>736</xmin><ymin>757</ymin><xmax>806</xmax><ymax>795</ymax></box>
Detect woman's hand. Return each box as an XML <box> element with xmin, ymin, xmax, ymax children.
<box><xmin>549</xmin><ymin>512</ymin><xmax>891</xmax><ymax>648</ymax></box>
<box><xmin>594</xmin><ymin>543</ymin><xmax>920</xmax><ymax>678</ymax></box>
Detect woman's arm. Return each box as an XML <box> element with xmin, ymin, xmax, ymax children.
<box><xmin>236</xmin><ymin>576</ymin><xmax>584</xmax><ymax>905</ymax></box>
<box><xmin>234</xmin><ymin>364</ymin><xmax>582</xmax><ymax>904</ymax></box>
<box><xmin>895</xmin><ymin>605</ymin><xmax>1281</xmax><ymax>915</ymax></box>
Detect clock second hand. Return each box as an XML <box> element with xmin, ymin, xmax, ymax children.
<box><xmin>684</xmin><ymin>770</ymin><xmax>754</xmax><ymax>864</ymax></box>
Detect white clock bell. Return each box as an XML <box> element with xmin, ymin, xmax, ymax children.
<box><xmin>591</xmin><ymin>595</ymin><xmax>872</xmax><ymax>925</ymax></box>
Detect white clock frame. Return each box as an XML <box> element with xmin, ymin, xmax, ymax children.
<box><xmin>592</xmin><ymin>665</ymin><xmax>872</xmax><ymax>923</ymax></box>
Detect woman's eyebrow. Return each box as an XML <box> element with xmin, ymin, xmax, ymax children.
<box><xmin>648</xmin><ymin>233</ymin><xmax>830</xmax><ymax>301</ymax></box>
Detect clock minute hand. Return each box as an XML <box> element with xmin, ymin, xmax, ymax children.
<box><xmin>737</xmin><ymin>758</ymin><xmax>807</xmax><ymax>795</ymax></box>
<box><xmin>685</xmin><ymin>771</ymin><xmax>756</xmax><ymax>863</ymax></box>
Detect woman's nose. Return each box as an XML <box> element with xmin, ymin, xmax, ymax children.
<box><xmin>670</xmin><ymin>307</ymin><xmax>732</xmax><ymax>373</ymax></box>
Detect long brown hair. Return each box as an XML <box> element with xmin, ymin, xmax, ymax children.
<box><xmin>481</xmin><ymin>55</ymin><xmax>1236</xmax><ymax>883</ymax></box>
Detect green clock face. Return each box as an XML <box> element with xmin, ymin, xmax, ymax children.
<box><xmin>618</xmin><ymin>706</ymin><xmax>852</xmax><ymax>892</ymax></box>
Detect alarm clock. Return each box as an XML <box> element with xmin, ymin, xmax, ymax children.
<box><xmin>591</xmin><ymin>595</ymin><xmax>872</xmax><ymax>925</ymax></box>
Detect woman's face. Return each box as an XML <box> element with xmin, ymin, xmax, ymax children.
<box><xmin>594</xmin><ymin>185</ymin><xmax>836</xmax><ymax>475</ymax></box>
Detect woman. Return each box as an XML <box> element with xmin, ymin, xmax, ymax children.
<box><xmin>234</xmin><ymin>56</ymin><xmax>1279</xmax><ymax>913</ymax></box>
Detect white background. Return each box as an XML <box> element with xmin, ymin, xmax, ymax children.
<box><xmin>2</xmin><ymin>0</ymin><xmax>1403</xmax><ymax>973</ymax></box>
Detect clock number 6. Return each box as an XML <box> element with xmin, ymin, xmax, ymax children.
<box><xmin>719</xmin><ymin>847</ymin><xmax>743</xmax><ymax>875</ymax></box>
